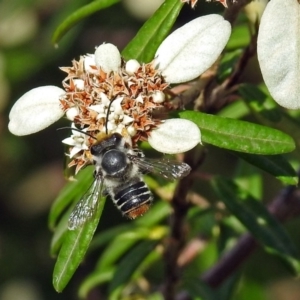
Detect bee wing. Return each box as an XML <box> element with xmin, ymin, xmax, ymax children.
<box><xmin>129</xmin><ymin>155</ymin><xmax>191</xmax><ymax>180</ymax></box>
<box><xmin>68</xmin><ymin>177</ymin><xmax>104</xmax><ymax>230</ymax></box>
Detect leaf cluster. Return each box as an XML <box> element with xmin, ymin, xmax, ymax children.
<box><xmin>49</xmin><ymin>0</ymin><xmax>300</xmax><ymax>299</ymax></box>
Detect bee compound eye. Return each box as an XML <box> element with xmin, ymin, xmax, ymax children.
<box><xmin>102</xmin><ymin>149</ymin><xmax>127</xmax><ymax>176</ymax></box>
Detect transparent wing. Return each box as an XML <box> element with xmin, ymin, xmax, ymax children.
<box><xmin>68</xmin><ymin>177</ymin><xmax>104</xmax><ymax>230</ymax></box>
<box><xmin>129</xmin><ymin>155</ymin><xmax>191</xmax><ymax>180</ymax></box>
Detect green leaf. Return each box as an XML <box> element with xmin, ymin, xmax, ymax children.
<box><xmin>239</xmin><ymin>84</ymin><xmax>281</xmax><ymax>122</ymax></box>
<box><xmin>234</xmin><ymin>162</ymin><xmax>263</xmax><ymax>200</ymax></box>
<box><xmin>239</xmin><ymin>84</ymin><xmax>300</xmax><ymax>148</ymax></box>
<box><xmin>213</xmin><ymin>178</ymin><xmax>300</xmax><ymax>275</ymax></box>
<box><xmin>215</xmin><ymin>272</ymin><xmax>242</xmax><ymax>300</ymax></box>
<box><xmin>183</xmin><ymin>279</ymin><xmax>218</xmax><ymax>300</ymax></box>
<box><xmin>53</xmin><ymin>196</ymin><xmax>106</xmax><ymax>292</ymax></box>
<box><xmin>226</xmin><ymin>23</ymin><xmax>250</xmax><ymax>50</ymax></box>
<box><xmin>90</xmin><ymin>224</ymin><xmax>133</xmax><ymax>250</ymax></box>
<box><xmin>176</xmin><ymin>111</ymin><xmax>295</xmax><ymax>155</ymax></box>
<box><xmin>108</xmin><ymin>240</ymin><xmax>159</xmax><ymax>296</ymax></box>
<box><xmin>217</xmin><ymin>100</ymin><xmax>249</xmax><ymax>119</ymax></box>
<box><xmin>80</xmin><ymin>239</ymin><xmax>162</xmax><ymax>298</ymax></box>
<box><xmin>235</xmin><ymin>152</ymin><xmax>298</xmax><ymax>186</ymax></box>
<box><xmin>96</xmin><ymin>227</ymin><xmax>153</xmax><ymax>270</ymax></box>
<box><xmin>134</xmin><ymin>200</ymin><xmax>171</xmax><ymax>226</ymax></box>
<box><xmin>50</xmin><ymin>205</ymin><xmax>72</xmax><ymax>257</ymax></box>
<box><xmin>218</xmin><ymin>49</ymin><xmax>243</xmax><ymax>82</ymax></box>
<box><xmin>96</xmin><ymin>225</ymin><xmax>167</xmax><ymax>270</ymax></box>
<box><xmin>52</xmin><ymin>0</ymin><xmax>120</xmax><ymax>45</ymax></box>
<box><xmin>79</xmin><ymin>268</ymin><xmax>115</xmax><ymax>299</ymax></box>
<box><xmin>90</xmin><ymin>201</ymin><xmax>169</xmax><ymax>251</ymax></box>
<box><xmin>122</xmin><ymin>0</ymin><xmax>183</xmax><ymax>62</ymax></box>
<box><xmin>49</xmin><ymin>166</ymin><xmax>93</xmax><ymax>230</ymax></box>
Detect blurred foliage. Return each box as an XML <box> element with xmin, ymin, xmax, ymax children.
<box><xmin>2</xmin><ymin>0</ymin><xmax>300</xmax><ymax>300</ymax></box>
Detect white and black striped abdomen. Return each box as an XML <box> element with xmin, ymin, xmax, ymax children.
<box><xmin>112</xmin><ymin>180</ymin><xmax>153</xmax><ymax>219</ymax></box>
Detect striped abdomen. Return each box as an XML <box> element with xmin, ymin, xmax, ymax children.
<box><xmin>112</xmin><ymin>180</ymin><xmax>153</xmax><ymax>219</ymax></box>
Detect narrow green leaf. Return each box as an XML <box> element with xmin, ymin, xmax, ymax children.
<box><xmin>89</xmin><ymin>201</ymin><xmax>169</xmax><ymax>250</ymax></box>
<box><xmin>79</xmin><ymin>268</ymin><xmax>115</xmax><ymax>299</ymax></box>
<box><xmin>90</xmin><ymin>224</ymin><xmax>133</xmax><ymax>250</ymax></box>
<box><xmin>80</xmin><ymin>240</ymin><xmax>162</xmax><ymax>298</ymax></box>
<box><xmin>134</xmin><ymin>200</ymin><xmax>171</xmax><ymax>226</ymax></box>
<box><xmin>234</xmin><ymin>162</ymin><xmax>263</xmax><ymax>200</ymax></box>
<box><xmin>147</xmin><ymin>293</ymin><xmax>164</xmax><ymax>300</ymax></box>
<box><xmin>213</xmin><ymin>178</ymin><xmax>300</xmax><ymax>274</ymax></box>
<box><xmin>130</xmin><ymin>243</ymin><xmax>162</xmax><ymax>279</ymax></box>
<box><xmin>122</xmin><ymin>0</ymin><xmax>183</xmax><ymax>62</ymax></box>
<box><xmin>235</xmin><ymin>152</ymin><xmax>298</xmax><ymax>186</ymax></box>
<box><xmin>239</xmin><ymin>84</ymin><xmax>300</xmax><ymax>148</ymax></box>
<box><xmin>53</xmin><ymin>196</ymin><xmax>106</xmax><ymax>292</ymax></box>
<box><xmin>49</xmin><ymin>166</ymin><xmax>93</xmax><ymax>230</ymax></box>
<box><xmin>50</xmin><ymin>205</ymin><xmax>72</xmax><ymax>257</ymax></box>
<box><xmin>218</xmin><ymin>49</ymin><xmax>243</xmax><ymax>82</ymax></box>
<box><xmin>217</xmin><ymin>100</ymin><xmax>249</xmax><ymax>119</ymax></box>
<box><xmin>96</xmin><ymin>225</ymin><xmax>167</xmax><ymax>270</ymax></box>
<box><xmin>239</xmin><ymin>84</ymin><xmax>283</xmax><ymax>123</ymax></box>
<box><xmin>177</xmin><ymin>111</ymin><xmax>295</xmax><ymax>154</ymax></box>
<box><xmin>52</xmin><ymin>0</ymin><xmax>120</xmax><ymax>44</ymax></box>
<box><xmin>226</xmin><ymin>24</ymin><xmax>250</xmax><ymax>50</ymax></box>
<box><xmin>183</xmin><ymin>279</ymin><xmax>218</xmax><ymax>300</ymax></box>
<box><xmin>108</xmin><ymin>240</ymin><xmax>158</xmax><ymax>295</ymax></box>
<box><xmin>96</xmin><ymin>227</ymin><xmax>152</xmax><ymax>270</ymax></box>
<box><xmin>215</xmin><ymin>272</ymin><xmax>242</xmax><ymax>300</ymax></box>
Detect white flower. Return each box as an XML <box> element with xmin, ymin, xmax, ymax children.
<box><xmin>148</xmin><ymin>14</ymin><xmax>230</xmax><ymax>153</ymax></box>
<box><xmin>8</xmin><ymin>14</ymin><xmax>232</xmax><ymax>156</ymax></box>
<box><xmin>8</xmin><ymin>86</ymin><xmax>65</xmax><ymax>136</ymax></box>
<box><xmin>94</xmin><ymin>43</ymin><xmax>121</xmax><ymax>73</ymax></box>
<box><xmin>62</xmin><ymin>124</ymin><xmax>89</xmax><ymax>158</ymax></box>
<box><xmin>153</xmin><ymin>14</ymin><xmax>231</xmax><ymax>84</ymax></box>
<box><xmin>125</xmin><ymin>59</ymin><xmax>141</xmax><ymax>75</ymax></box>
<box><xmin>148</xmin><ymin>119</ymin><xmax>201</xmax><ymax>154</ymax></box>
<box><xmin>257</xmin><ymin>0</ymin><xmax>300</xmax><ymax>109</ymax></box>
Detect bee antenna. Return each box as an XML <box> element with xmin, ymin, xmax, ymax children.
<box><xmin>57</xmin><ymin>127</ymin><xmax>97</xmax><ymax>140</ymax></box>
<box><xmin>105</xmin><ymin>98</ymin><xmax>117</xmax><ymax>135</ymax></box>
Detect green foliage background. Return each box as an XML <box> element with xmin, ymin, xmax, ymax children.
<box><xmin>2</xmin><ymin>0</ymin><xmax>300</xmax><ymax>299</ymax></box>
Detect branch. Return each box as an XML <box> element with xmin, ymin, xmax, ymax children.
<box><xmin>201</xmin><ymin>184</ymin><xmax>300</xmax><ymax>288</ymax></box>
<box><xmin>162</xmin><ymin>148</ymin><xmax>206</xmax><ymax>300</ymax></box>
<box><xmin>224</xmin><ymin>0</ymin><xmax>253</xmax><ymax>24</ymax></box>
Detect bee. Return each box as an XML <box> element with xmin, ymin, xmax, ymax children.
<box><xmin>67</xmin><ymin>131</ymin><xmax>191</xmax><ymax>230</ymax></box>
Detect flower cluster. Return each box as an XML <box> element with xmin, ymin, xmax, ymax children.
<box><xmin>58</xmin><ymin>44</ymin><xmax>173</xmax><ymax>172</ymax></box>
<box><xmin>8</xmin><ymin>14</ymin><xmax>231</xmax><ymax>173</ymax></box>
<box><xmin>60</xmin><ymin>46</ymin><xmax>169</xmax><ymax>143</ymax></box>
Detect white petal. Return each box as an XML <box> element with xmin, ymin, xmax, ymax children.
<box><xmin>257</xmin><ymin>0</ymin><xmax>300</xmax><ymax>109</ymax></box>
<box><xmin>127</xmin><ymin>125</ymin><xmax>137</xmax><ymax>136</ymax></box>
<box><xmin>62</xmin><ymin>137</ymin><xmax>76</xmax><ymax>146</ymax></box>
<box><xmin>152</xmin><ymin>91</ymin><xmax>165</xmax><ymax>103</ymax></box>
<box><xmin>122</xmin><ymin>115</ymin><xmax>134</xmax><ymax>124</ymax></box>
<box><xmin>66</xmin><ymin>107</ymin><xmax>79</xmax><ymax>121</ymax></box>
<box><xmin>154</xmin><ymin>14</ymin><xmax>231</xmax><ymax>84</ymax></box>
<box><xmin>125</xmin><ymin>59</ymin><xmax>141</xmax><ymax>74</ymax></box>
<box><xmin>69</xmin><ymin>146</ymin><xmax>83</xmax><ymax>158</ymax></box>
<box><xmin>8</xmin><ymin>86</ymin><xmax>65</xmax><ymax>136</ymax></box>
<box><xmin>94</xmin><ymin>43</ymin><xmax>121</xmax><ymax>73</ymax></box>
<box><xmin>106</xmin><ymin>121</ymin><xmax>117</xmax><ymax>133</ymax></box>
<box><xmin>148</xmin><ymin>119</ymin><xmax>201</xmax><ymax>154</ymax></box>
<box><xmin>99</xmin><ymin>92</ymin><xmax>110</xmax><ymax>106</ymax></box>
<box><xmin>89</xmin><ymin>104</ymin><xmax>104</xmax><ymax>113</ymax></box>
<box><xmin>84</xmin><ymin>54</ymin><xmax>96</xmax><ymax>72</ymax></box>
<box><xmin>135</xmin><ymin>95</ymin><xmax>144</xmax><ymax>104</ymax></box>
<box><xmin>111</xmin><ymin>97</ymin><xmax>124</xmax><ymax>114</ymax></box>
<box><xmin>74</xmin><ymin>79</ymin><xmax>85</xmax><ymax>90</ymax></box>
